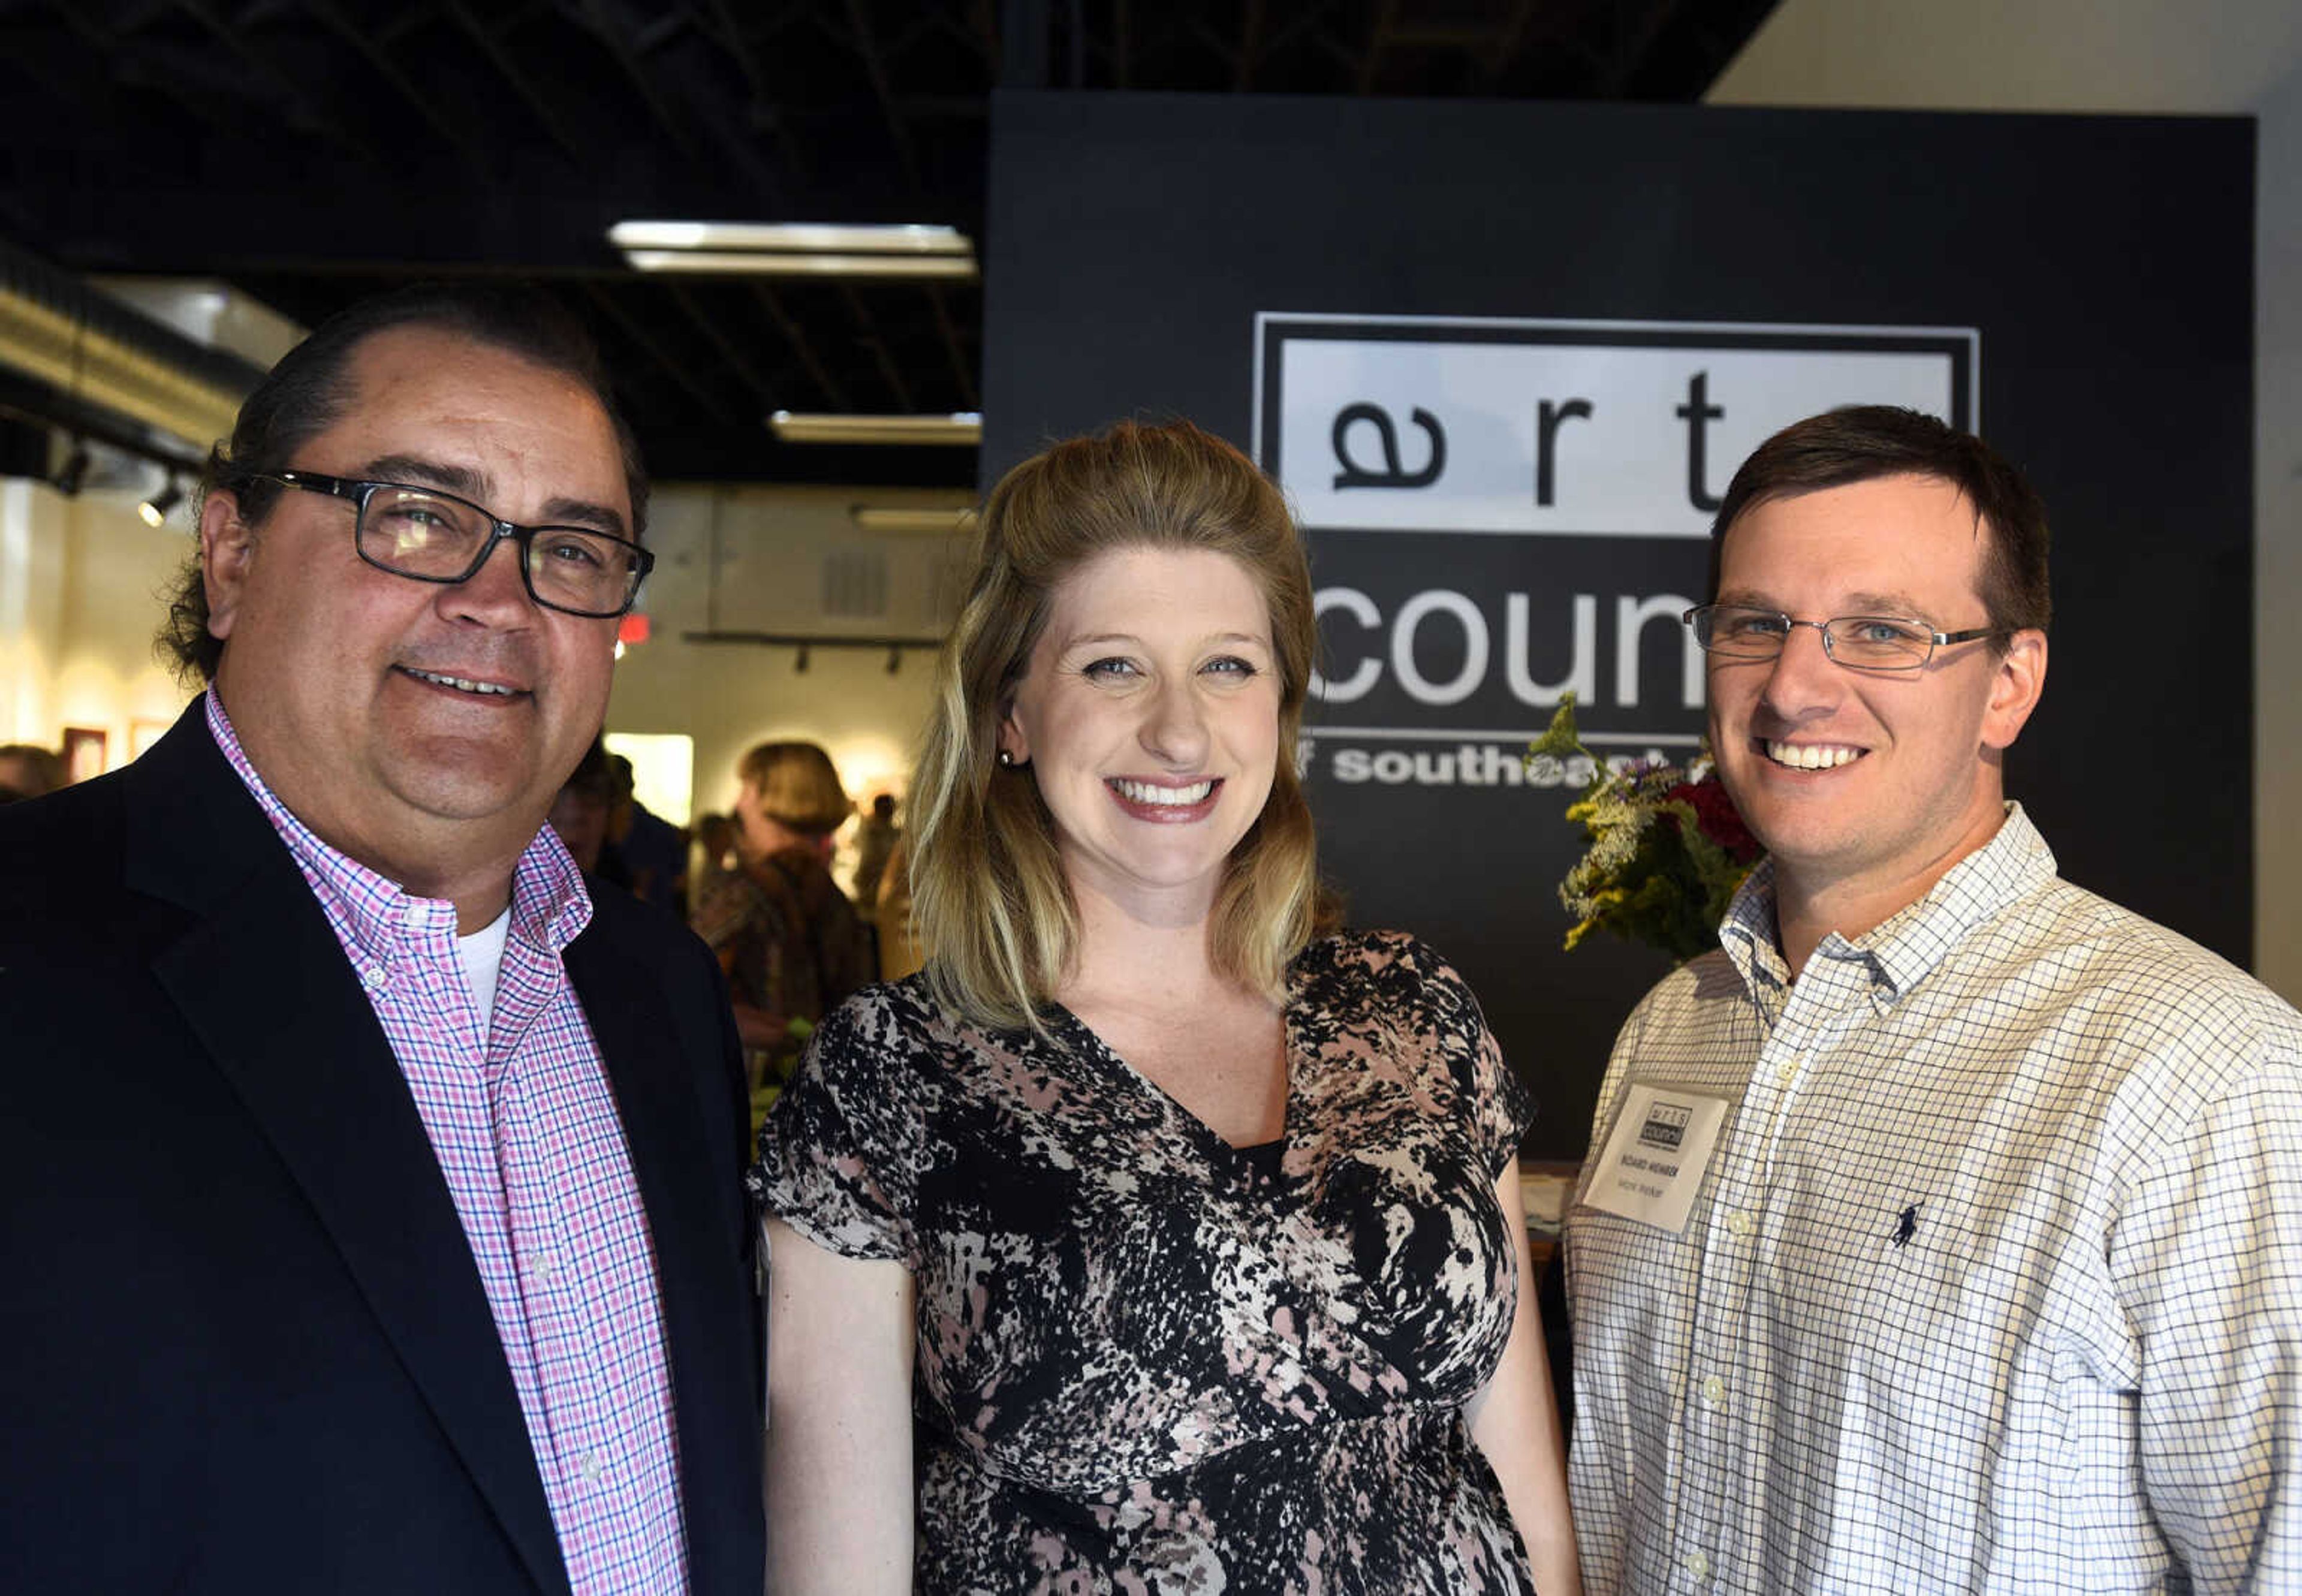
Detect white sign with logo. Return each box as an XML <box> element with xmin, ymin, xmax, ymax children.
<box><xmin>1257</xmin><ymin>314</ymin><xmax>1976</xmax><ymax>537</ymax></box>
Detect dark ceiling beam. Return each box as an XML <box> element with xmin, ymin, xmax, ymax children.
<box><xmin>923</xmin><ymin>282</ymin><xmax>976</xmax><ymax>411</ymax></box>
<box><xmin>1357</xmin><ymin>0</ymin><xmax>1398</xmax><ymax>96</ymax></box>
<box><xmin>573</xmin><ymin>0</ymin><xmax>712</xmax><ymax>165</ymax></box>
<box><xmin>704</xmin><ymin>0</ymin><xmax>818</xmax><ymax>188</ymax></box>
<box><xmin>663</xmin><ymin>281</ymin><xmax>781</xmax><ymax>406</ymax></box>
<box><xmin>621</xmin><ymin>2</ymin><xmax>799</xmax><ymax>209</ymax></box>
<box><xmin>1597</xmin><ymin>0</ymin><xmax>1687</xmax><ymax>98</ymax></box>
<box><xmin>748</xmin><ymin>281</ymin><xmax>850</xmax><ymax>411</ymax></box>
<box><xmin>308</xmin><ymin>0</ymin><xmax>492</xmax><ymax>172</ymax></box>
<box><xmin>173</xmin><ymin>0</ymin><xmax>390</xmax><ymax>166</ymax></box>
<box><xmin>1233</xmin><ymin>0</ymin><xmax>1264</xmax><ymax>91</ymax></box>
<box><xmin>580</xmin><ymin>281</ymin><xmax>740</xmax><ymax>425</ymax></box>
<box><xmin>965</xmin><ymin>0</ymin><xmax>999</xmax><ymax>76</ymax></box>
<box><xmin>1481</xmin><ymin>0</ymin><xmax>1540</xmax><ymax>92</ymax></box>
<box><xmin>837</xmin><ymin>284</ymin><xmax>915</xmax><ymax>412</ymax></box>
<box><xmin>839</xmin><ymin>0</ymin><xmax>926</xmax><ymax>197</ymax></box>
<box><xmin>1260</xmin><ymin>2</ymin><xmax>1345</xmax><ymax>72</ymax></box>
<box><xmin>1000</xmin><ymin>0</ymin><xmax>1048</xmax><ymax>88</ymax></box>
<box><xmin>43</xmin><ymin>7</ymin><xmax>248</xmax><ymax>152</ymax></box>
<box><xmin>445</xmin><ymin>0</ymin><xmax>592</xmax><ymax>166</ymax></box>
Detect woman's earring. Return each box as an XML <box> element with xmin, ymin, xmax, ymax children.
<box><xmin>997</xmin><ymin>749</ymin><xmax>1017</xmax><ymax>769</ymax></box>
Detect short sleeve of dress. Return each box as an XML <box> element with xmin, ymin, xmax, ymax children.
<box><xmin>751</xmin><ymin>984</ymin><xmax>923</xmax><ymax>1265</ymax></box>
<box><xmin>1408</xmin><ymin>938</ymin><xmax>1536</xmax><ymax>1181</ymax></box>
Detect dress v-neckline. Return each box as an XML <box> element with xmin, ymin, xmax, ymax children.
<box><xmin>1043</xmin><ymin>996</ymin><xmax>1299</xmax><ymax>1161</ymax></box>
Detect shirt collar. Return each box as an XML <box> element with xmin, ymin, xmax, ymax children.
<box><xmin>204</xmin><ymin>690</ymin><xmax>592</xmax><ymax>956</ymax></box>
<box><xmin>1718</xmin><ymin>802</ymin><xmax>2060</xmax><ymax>1008</ymax></box>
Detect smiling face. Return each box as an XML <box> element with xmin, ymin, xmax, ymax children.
<box><xmin>999</xmin><ymin>545</ymin><xmax>1282</xmax><ymax>923</ymax></box>
<box><xmin>202</xmin><ymin>323</ymin><xmax>628</xmax><ymax>896</ymax></box>
<box><xmin>1706</xmin><ymin>472</ymin><xmax>2045</xmax><ymax>931</ymax></box>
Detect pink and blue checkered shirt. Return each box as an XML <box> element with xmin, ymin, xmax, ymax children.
<box><xmin>208</xmin><ymin>694</ymin><xmax>690</xmax><ymax>1594</ymax></box>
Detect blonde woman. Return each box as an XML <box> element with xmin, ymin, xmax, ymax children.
<box><xmin>752</xmin><ymin>421</ymin><xmax>1580</xmax><ymax>1594</ymax></box>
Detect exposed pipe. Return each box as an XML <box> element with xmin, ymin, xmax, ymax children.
<box><xmin>0</xmin><ymin>237</ymin><xmax>266</xmax><ymax>458</ymax></box>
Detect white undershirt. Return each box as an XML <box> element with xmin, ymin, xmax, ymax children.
<box><xmin>456</xmin><ymin>905</ymin><xmax>513</xmax><ymax>1023</ymax></box>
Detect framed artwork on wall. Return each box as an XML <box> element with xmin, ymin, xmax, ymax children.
<box><xmin>62</xmin><ymin>726</ymin><xmax>107</xmax><ymax>784</ymax></box>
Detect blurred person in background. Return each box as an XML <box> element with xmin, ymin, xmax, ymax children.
<box><xmin>0</xmin><ymin>743</ymin><xmax>67</xmax><ymax>803</ymax></box>
<box><xmin>691</xmin><ymin>811</ymin><xmax>736</xmax><ymax>894</ymax></box>
<box><xmin>607</xmin><ymin>750</ymin><xmax>688</xmax><ymax>912</ymax></box>
<box><xmin>870</xmin><ymin>832</ymin><xmax>923</xmax><ymax>983</ymax></box>
<box><xmin>849</xmin><ymin>791</ymin><xmax>900</xmax><ymax>905</ymax></box>
<box><xmin>689</xmin><ymin>740</ymin><xmax>872</xmax><ymax>1083</ymax></box>
<box><xmin>546</xmin><ymin>736</ymin><xmax>629</xmax><ymax>886</ymax></box>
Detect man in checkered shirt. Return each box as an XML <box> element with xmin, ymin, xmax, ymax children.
<box><xmin>1</xmin><ymin>285</ymin><xmax>763</xmax><ymax>1594</ymax></box>
<box><xmin>1564</xmin><ymin>406</ymin><xmax>2302</xmax><ymax>1594</ymax></box>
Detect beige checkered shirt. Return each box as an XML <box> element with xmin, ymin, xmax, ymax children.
<box><xmin>1566</xmin><ymin>805</ymin><xmax>2302</xmax><ymax>1594</ymax></box>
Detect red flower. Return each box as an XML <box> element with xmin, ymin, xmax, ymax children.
<box><xmin>1667</xmin><ymin>776</ymin><xmax>1762</xmax><ymax>864</ymax></box>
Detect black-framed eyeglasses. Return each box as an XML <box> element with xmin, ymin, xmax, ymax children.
<box><xmin>1683</xmin><ymin>603</ymin><xmax>2003</xmax><ymax>673</ymax></box>
<box><xmin>252</xmin><ymin>470</ymin><xmax>653</xmax><ymax>619</ymax></box>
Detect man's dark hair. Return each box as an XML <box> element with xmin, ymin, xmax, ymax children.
<box><xmin>1707</xmin><ymin>405</ymin><xmax>2051</xmax><ymax>646</ymax></box>
<box><xmin>158</xmin><ymin>282</ymin><xmax>647</xmax><ymax>685</ymax></box>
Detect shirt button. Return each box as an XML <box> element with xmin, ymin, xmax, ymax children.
<box><xmin>1726</xmin><ymin>1210</ymin><xmax>1755</xmax><ymax>1239</ymax></box>
<box><xmin>361</xmin><ymin>962</ymin><xmax>388</xmax><ymax>990</ymax></box>
<box><xmin>1774</xmin><ymin>1055</ymin><xmax>1801</xmax><ymax>1087</ymax></box>
<box><xmin>1701</xmin><ymin>1374</ymin><xmax>1728</xmax><ymax>1408</ymax></box>
<box><xmin>578</xmin><ymin>1451</ymin><xmax>605</xmax><ymax>1483</ymax></box>
<box><xmin>1685</xmin><ymin>1549</ymin><xmax>1712</xmax><ymax>1580</ymax></box>
<box><xmin>525</xmin><ymin>1254</ymin><xmax>558</xmax><ymax>1285</ymax></box>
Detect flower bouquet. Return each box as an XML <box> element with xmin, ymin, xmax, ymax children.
<box><xmin>1531</xmin><ymin>695</ymin><xmax>1763</xmax><ymax>964</ymax></box>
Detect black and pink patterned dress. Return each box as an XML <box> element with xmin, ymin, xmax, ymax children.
<box><xmin>753</xmin><ymin>930</ymin><xmax>1539</xmax><ymax>1594</ymax></box>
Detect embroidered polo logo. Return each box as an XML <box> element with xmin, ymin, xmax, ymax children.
<box><xmin>1638</xmin><ymin>1101</ymin><xmax>1692</xmax><ymax>1151</ymax></box>
<box><xmin>1893</xmin><ymin>1204</ymin><xmax>1920</xmax><ymax>1248</ymax></box>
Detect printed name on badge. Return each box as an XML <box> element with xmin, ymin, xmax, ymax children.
<box><xmin>1583</xmin><ymin>1083</ymin><xmax>1731</xmax><ymax>1234</ymax></box>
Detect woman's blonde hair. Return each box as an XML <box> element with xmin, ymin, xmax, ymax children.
<box><xmin>909</xmin><ymin>418</ymin><xmax>1336</xmax><ymax>1031</ymax></box>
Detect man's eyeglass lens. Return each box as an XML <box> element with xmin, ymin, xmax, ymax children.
<box><xmin>361</xmin><ymin>486</ymin><xmax>642</xmax><ymax>616</ymax></box>
<box><xmin>1691</xmin><ymin>605</ymin><xmax>1937</xmax><ymax>669</ymax></box>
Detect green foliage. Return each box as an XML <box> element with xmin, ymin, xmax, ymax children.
<box><xmin>1536</xmin><ymin>695</ymin><xmax>1760</xmax><ymax>965</ymax></box>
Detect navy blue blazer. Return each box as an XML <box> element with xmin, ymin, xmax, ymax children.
<box><xmin>0</xmin><ymin>701</ymin><xmax>763</xmax><ymax>1594</ymax></box>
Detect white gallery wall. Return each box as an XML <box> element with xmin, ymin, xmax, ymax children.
<box><xmin>0</xmin><ymin>480</ymin><xmax>201</xmax><ymax>767</ymax></box>
<box><xmin>602</xmin><ymin>480</ymin><xmax>977</xmax><ymax>823</ymax></box>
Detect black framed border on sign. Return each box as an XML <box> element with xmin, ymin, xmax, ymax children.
<box><xmin>983</xmin><ymin>91</ymin><xmax>2254</xmax><ymax>1157</ymax></box>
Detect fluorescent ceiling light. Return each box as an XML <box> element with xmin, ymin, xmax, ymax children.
<box><xmin>850</xmin><ymin>505</ymin><xmax>980</xmax><ymax>535</ymax></box>
<box><xmin>622</xmin><ymin>249</ymin><xmax>977</xmax><ymax>281</ymax></box>
<box><xmin>610</xmin><ymin>221</ymin><xmax>971</xmax><ymax>255</ymax></box>
<box><xmin>770</xmin><ymin>411</ymin><xmax>983</xmax><ymax>445</ymax></box>
<box><xmin>611</xmin><ymin>220</ymin><xmax>978</xmax><ymax>279</ymax></box>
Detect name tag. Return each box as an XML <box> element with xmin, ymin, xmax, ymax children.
<box><xmin>1584</xmin><ymin>1084</ymin><xmax>1732</xmax><ymax>1234</ymax></box>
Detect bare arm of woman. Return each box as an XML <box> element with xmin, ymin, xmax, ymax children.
<box><xmin>762</xmin><ymin>1216</ymin><xmax>915</xmax><ymax>1595</ymax></box>
<box><xmin>1468</xmin><ymin>1157</ymin><xmax>1584</xmax><ymax>1596</ymax></box>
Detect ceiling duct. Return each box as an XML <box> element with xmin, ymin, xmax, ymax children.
<box><xmin>0</xmin><ymin>239</ymin><xmax>267</xmax><ymax>458</ymax></box>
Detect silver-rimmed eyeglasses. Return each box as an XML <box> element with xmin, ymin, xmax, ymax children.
<box><xmin>252</xmin><ymin>470</ymin><xmax>653</xmax><ymax>619</ymax></box>
<box><xmin>1682</xmin><ymin>603</ymin><xmax>2003</xmax><ymax>672</ymax></box>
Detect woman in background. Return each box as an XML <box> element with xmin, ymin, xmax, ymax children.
<box><xmin>752</xmin><ymin>420</ymin><xmax>1580</xmax><ymax>1594</ymax></box>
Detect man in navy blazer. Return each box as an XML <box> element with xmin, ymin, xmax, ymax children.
<box><xmin>0</xmin><ymin>285</ymin><xmax>763</xmax><ymax>1593</ymax></box>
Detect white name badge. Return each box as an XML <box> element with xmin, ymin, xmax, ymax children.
<box><xmin>1585</xmin><ymin>1084</ymin><xmax>1732</xmax><ymax>1234</ymax></box>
